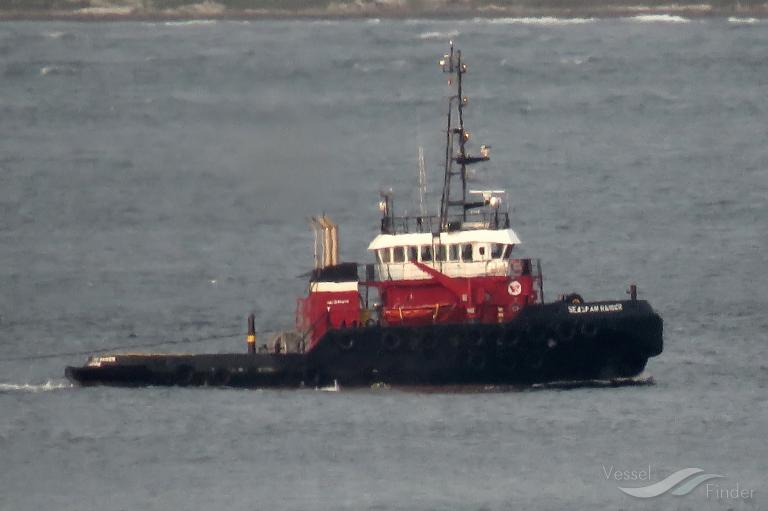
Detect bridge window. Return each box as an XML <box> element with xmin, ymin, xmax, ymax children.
<box><xmin>420</xmin><ymin>245</ymin><xmax>432</xmax><ymax>262</ymax></box>
<box><xmin>436</xmin><ymin>245</ymin><xmax>447</xmax><ymax>261</ymax></box>
<box><xmin>503</xmin><ymin>244</ymin><xmax>514</xmax><ymax>259</ymax></box>
<box><xmin>461</xmin><ymin>244</ymin><xmax>473</xmax><ymax>262</ymax></box>
<box><xmin>393</xmin><ymin>246</ymin><xmax>405</xmax><ymax>263</ymax></box>
<box><xmin>448</xmin><ymin>244</ymin><xmax>459</xmax><ymax>261</ymax></box>
<box><xmin>477</xmin><ymin>245</ymin><xmax>487</xmax><ymax>260</ymax></box>
<box><xmin>380</xmin><ymin>248</ymin><xmax>391</xmax><ymax>263</ymax></box>
<box><xmin>408</xmin><ymin>246</ymin><xmax>418</xmax><ymax>262</ymax></box>
<box><xmin>491</xmin><ymin>243</ymin><xmax>504</xmax><ymax>259</ymax></box>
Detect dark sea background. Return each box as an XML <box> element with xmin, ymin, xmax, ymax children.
<box><xmin>1</xmin><ymin>15</ymin><xmax>767</xmax><ymax>510</ymax></box>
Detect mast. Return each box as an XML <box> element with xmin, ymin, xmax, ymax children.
<box><xmin>418</xmin><ymin>146</ymin><xmax>427</xmax><ymax>217</ymax></box>
<box><xmin>438</xmin><ymin>42</ymin><xmax>488</xmax><ymax>232</ymax></box>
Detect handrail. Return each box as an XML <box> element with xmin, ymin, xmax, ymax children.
<box><xmin>381</xmin><ymin>212</ymin><xmax>510</xmax><ymax>235</ymax></box>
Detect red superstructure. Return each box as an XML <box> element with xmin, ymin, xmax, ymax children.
<box><xmin>296</xmin><ymin>264</ymin><xmax>362</xmax><ymax>351</ymax></box>
<box><xmin>373</xmin><ymin>259</ymin><xmax>538</xmax><ymax>326</ymax></box>
<box><xmin>297</xmin><ymin>42</ymin><xmax>544</xmax><ymax>349</ymax></box>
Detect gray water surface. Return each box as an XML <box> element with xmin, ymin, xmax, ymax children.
<box><xmin>0</xmin><ymin>17</ymin><xmax>766</xmax><ymax>511</ymax></box>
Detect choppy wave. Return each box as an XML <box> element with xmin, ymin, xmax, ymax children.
<box><xmin>164</xmin><ymin>19</ymin><xmax>217</xmax><ymax>27</ymax></box>
<box><xmin>0</xmin><ymin>381</ymin><xmax>73</xmax><ymax>393</ymax></box>
<box><xmin>318</xmin><ymin>380</ymin><xmax>341</xmax><ymax>392</ymax></box>
<box><xmin>728</xmin><ymin>16</ymin><xmax>761</xmax><ymax>24</ymax></box>
<box><xmin>419</xmin><ymin>30</ymin><xmax>460</xmax><ymax>40</ymax></box>
<box><xmin>474</xmin><ymin>17</ymin><xmax>596</xmax><ymax>25</ymax></box>
<box><xmin>560</xmin><ymin>56</ymin><xmax>592</xmax><ymax>65</ymax></box>
<box><xmin>626</xmin><ymin>14</ymin><xmax>691</xmax><ymax>23</ymax></box>
<box><xmin>44</xmin><ymin>31</ymin><xmax>76</xmax><ymax>40</ymax></box>
<box><xmin>40</xmin><ymin>65</ymin><xmax>79</xmax><ymax>76</ymax></box>
<box><xmin>531</xmin><ymin>372</ymin><xmax>655</xmax><ymax>390</ymax></box>
<box><xmin>351</xmin><ymin>58</ymin><xmax>409</xmax><ymax>73</ymax></box>
<box><xmin>75</xmin><ymin>6</ymin><xmax>135</xmax><ymax>16</ymax></box>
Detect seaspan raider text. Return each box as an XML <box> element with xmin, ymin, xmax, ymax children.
<box><xmin>568</xmin><ymin>303</ymin><xmax>623</xmax><ymax>314</ymax></box>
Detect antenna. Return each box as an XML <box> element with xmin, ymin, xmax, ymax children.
<box><xmin>418</xmin><ymin>146</ymin><xmax>427</xmax><ymax>217</ymax></box>
<box><xmin>438</xmin><ymin>42</ymin><xmax>489</xmax><ymax>232</ymax></box>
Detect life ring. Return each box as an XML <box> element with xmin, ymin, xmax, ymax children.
<box><xmin>335</xmin><ymin>334</ymin><xmax>355</xmax><ymax>351</ymax></box>
<box><xmin>580</xmin><ymin>321</ymin><xmax>599</xmax><ymax>339</ymax></box>
<box><xmin>467</xmin><ymin>351</ymin><xmax>486</xmax><ymax>371</ymax></box>
<box><xmin>381</xmin><ymin>332</ymin><xmax>402</xmax><ymax>352</ymax></box>
<box><xmin>175</xmin><ymin>365</ymin><xmax>195</xmax><ymax>386</ymax></box>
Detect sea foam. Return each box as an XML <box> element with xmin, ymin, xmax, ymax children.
<box><xmin>419</xmin><ymin>30</ymin><xmax>460</xmax><ymax>40</ymax></box>
<box><xmin>0</xmin><ymin>381</ymin><xmax>73</xmax><ymax>393</ymax></box>
<box><xmin>728</xmin><ymin>17</ymin><xmax>761</xmax><ymax>24</ymax></box>
<box><xmin>626</xmin><ymin>14</ymin><xmax>691</xmax><ymax>23</ymax></box>
<box><xmin>164</xmin><ymin>19</ymin><xmax>217</xmax><ymax>27</ymax></box>
<box><xmin>474</xmin><ymin>17</ymin><xmax>596</xmax><ymax>25</ymax></box>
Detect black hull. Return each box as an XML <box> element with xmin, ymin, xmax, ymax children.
<box><xmin>65</xmin><ymin>300</ymin><xmax>662</xmax><ymax>389</ymax></box>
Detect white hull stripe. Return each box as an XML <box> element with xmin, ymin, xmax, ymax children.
<box><xmin>368</xmin><ymin>228</ymin><xmax>521</xmax><ymax>250</ymax></box>
<box><xmin>310</xmin><ymin>281</ymin><xmax>359</xmax><ymax>293</ymax></box>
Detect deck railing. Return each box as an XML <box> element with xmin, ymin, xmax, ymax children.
<box><xmin>380</xmin><ymin>212</ymin><xmax>510</xmax><ymax>235</ymax></box>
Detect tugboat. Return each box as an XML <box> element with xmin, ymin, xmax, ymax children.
<box><xmin>65</xmin><ymin>43</ymin><xmax>663</xmax><ymax>389</ymax></box>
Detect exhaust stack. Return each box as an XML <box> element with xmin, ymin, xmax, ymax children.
<box><xmin>311</xmin><ymin>215</ymin><xmax>339</xmax><ymax>268</ymax></box>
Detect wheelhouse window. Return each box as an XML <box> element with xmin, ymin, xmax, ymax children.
<box><xmin>478</xmin><ymin>245</ymin><xmax>486</xmax><ymax>259</ymax></box>
<box><xmin>491</xmin><ymin>243</ymin><xmax>504</xmax><ymax>259</ymax></box>
<box><xmin>503</xmin><ymin>244</ymin><xmax>514</xmax><ymax>259</ymax></box>
<box><xmin>461</xmin><ymin>243</ymin><xmax>473</xmax><ymax>262</ymax></box>
<box><xmin>448</xmin><ymin>244</ymin><xmax>459</xmax><ymax>261</ymax></box>
<box><xmin>393</xmin><ymin>246</ymin><xmax>405</xmax><ymax>263</ymax></box>
<box><xmin>408</xmin><ymin>246</ymin><xmax>418</xmax><ymax>262</ymax></box>
<box><xmin>420</xmin><ymin>245</ymin><xmax>432</xmax><ymax>262</ymax></box>
<box><xmin>436</xmin><ymin>245</ymin><xmax>447</xmax><ymax>261</ymax></box>
<box><xmin>380</xmin><ymin>248</ymin><xmax>391</xmax><ymax>263</ymax></box>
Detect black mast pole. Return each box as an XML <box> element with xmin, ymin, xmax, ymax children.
<box><xmin>439</xmin><ymin>44</ymin><xmax>454</xmax><ymax>232</ymax></box>
<box><xmin>439</xmin><ymin>43</ymin><xmax>471</xmax><ymax>231</ymax></box>
<box><xmin>456</xmin><ymin>50</ymin><xmax>468</xmax><ymax>222</ymax></box>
